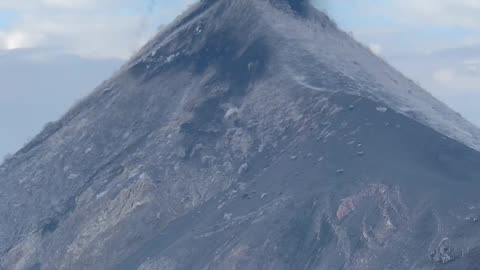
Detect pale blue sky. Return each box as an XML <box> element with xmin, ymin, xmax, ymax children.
<box><xmin>0</xmin><ymin>10</ymin><xmax>15</xmax><ymax>28</ymax></box>
<box><xmin>1</xmin><ymin>0</ymin><xmax>480</xmax><ymax>158</ymax></box>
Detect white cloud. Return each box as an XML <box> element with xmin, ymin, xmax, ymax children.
<box><xmin>391</xmin><ymin>0</ymin><xmax>480</xmax><ymax>29</ymax></box>
<box><xmin>349</xmin><ymin>0</ymin><xmax>480</xmax><ymax>30</ymax></box>
<box><xmin>2</xmin><ymin>0</ymin><xmax>479</xmax><ymax>59</ymax></box>
<box><xmin>0</xmin><ymin>30</ymin><xmax>43</xmax><ymax>50</ymax></box>
<box><xmin>40</xmin><ymin>0</ymin><xmax>99</xmax><ymax>9</ymax></box>
<box><xmin>464</xmin><ymin>59</ymin><xmax>480</xmax><ymax>74</ymax></box>
<box><xmin>333</xmin><ymin>1</ymin><xmax>480</xmax><ymax>57</ymax></box>
<box><xmin>0</xmin><ymin>0</ymin><xmax>196</xmax><ymax>59</ymax></box>
<box><xmin>432</xmin><ymin>68</ymin><xmax>456</xmax><ymax>85</ymax></box>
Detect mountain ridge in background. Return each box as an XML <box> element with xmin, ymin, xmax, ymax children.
<box><xmin>1</xmin><ymin>0</ymin><xmax>480</xmax><ymax>269</ymax></box>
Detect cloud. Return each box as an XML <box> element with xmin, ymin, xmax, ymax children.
<box><xmin>329</xmin><ymin>0</ymin><xmax>480</xmax><ymax>58</ymax></box>
<box><xmin>0</xmin><ymin>30</ymin><xmax>43</xmax><ymax>50</ymax></box>
<box><xmin>40</xmin><ymin>0</ymin><xmax>99</xmax><ymax>9</ymax></box>
<box><xmin>0</xmin><ymin>0</ymin><xmax>196</xmax><ymax>59</ymax></box>
<box><xmin>1</xmin><ymin>0</ymin><xmax>479</xmax><ymax>128</ymax></box>
<box><xmin>335</xmin><ymin>0</ymin><xmax>480</xmax><ymax>30</ymax></box>
<box><xmin>464</xmin><ymin>59</ymin><xmax>480</xmax><ymax>75</ymax></box>
<box><xmin>432</xmin><ymin>68</ymin><xmax>456</xmax><ymax>85</ymax></box>
<box><xmin>379</xmin><ymin>42</ymin><xmax>480</xmax><ymax>127</ymax></box>
<box><xmin>390</xmin><ymin>0</ymin><xmax>480</xmax><ymax>29</ymax></box>
<box><xmin>2</xmin><ymin>0</ymin><xmax>478</xmax><ymax>59</ymax></box>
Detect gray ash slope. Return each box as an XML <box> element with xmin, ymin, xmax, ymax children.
<box><xmin>1</xmin><ymin>0</ymin><xmax>480</xmax><ymax>269</ymax></box>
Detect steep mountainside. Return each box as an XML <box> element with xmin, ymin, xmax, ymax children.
<box><xmin>1</xmin><ymin>0</ymin><xmax>480</xmax><ymax>269</ymax></box>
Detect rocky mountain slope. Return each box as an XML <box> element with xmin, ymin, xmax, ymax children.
<box><xmin>1</xmin><ymin>0</ymin><xmax>480</xmax><ymax>269</ymax></box>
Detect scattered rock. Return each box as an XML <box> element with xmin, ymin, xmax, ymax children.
<box><xmin>258</xmin><ymin>143</ymin><xmax>266</xmax><ymax>153</ymax></box>
<box><xmin>376</xmin><ymin>106</ymin><xmax>388</xmax><ymax>113</ymax></box>
<box><xmin>176</xmin><ymin>147</ymin><xmax>187</xmax><ymax>159</ymax></box>
<box><xmin>336</xmin><ymin>169</ymin><xmax>345</xmax><ymax>175</ymax></box>
<box><xmin>465</xmin><ymin>215</ymin><xmax>479</xmax><ymax>223</ymax></box>
<box><xmin>223</xmin><ymin>161</ymin><xmax>234</xmax><ymax>172</ymax></box>
<box><xmin>238</xmin><ymin>163</ymin><xmax>248</xmax><ymax>175</ymax></box>
<box><xmin>190</xmin><ymin>143</ymin><xmax>204</xmax><ymax>158</ymax></box>
<box><xmin>430</xmin><ymin>238</ymin><xmax>457</xmax><ymax>264</ymax></box>
<box><xmin>201</xmin><ymin>155</ymin><xmax>216</xmax><ymax>165</ymax></box>
<box><xmin>242</xmin><ymin>193</ymin><xmax>251</xmax><ymax>199</ymax></box>
<box><xmin>224</xmin><ymin>107</ymin><xmax>240</xmax><ymax>120</ymax></box>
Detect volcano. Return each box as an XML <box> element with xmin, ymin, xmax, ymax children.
<box><xmin>2</xmin><ymin>0</ymin><xmax>480</xmax><ymax>269</ymax></box>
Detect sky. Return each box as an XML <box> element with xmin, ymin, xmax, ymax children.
<box><xmin>0</xmin><ymin>0</ymin><xmax>480</xmax><ymax>158</ymax></box>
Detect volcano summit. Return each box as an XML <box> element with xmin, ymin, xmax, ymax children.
<box><xmin>1</xmin><ymin>0</ymin><xmax>480</xmax><ymax>269</ymax></box>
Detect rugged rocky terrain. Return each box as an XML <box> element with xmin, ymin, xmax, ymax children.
<box><xmin>1</xmin><ymin>0</ymin><xmax>480</xmax><ymax>269</ymax></box>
